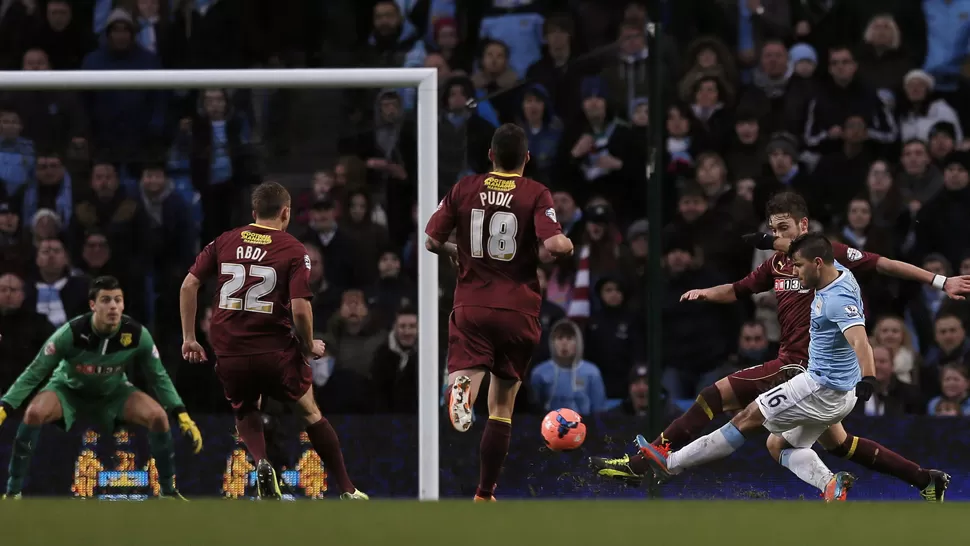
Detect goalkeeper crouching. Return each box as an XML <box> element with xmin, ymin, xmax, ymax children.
<box><xmin>0</xmin><ymin>276</ymin><xmax>203</xmax><ymax>499</ymax></box>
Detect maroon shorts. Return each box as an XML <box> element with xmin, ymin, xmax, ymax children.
<box><xmin>447</xmin><ymin>306</ymin><xmax>541</xmax><ymax>381</ymax></box>
<box><xmin>214</xmin><ymin>342</ymin><xmax>312</xmax><ymax>414</ymax></box>
<box><xmin>726</xmin><ymin>358</ymin><xmax>807</xmax><ymax>407</ymax></box>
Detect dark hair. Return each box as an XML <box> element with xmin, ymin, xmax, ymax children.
<box><xmin>251</xmin><ymin>181</ymin><xmax>291</xmax><ymax>219</ymax></box>
<box><xmin>396</xmin><ymin>305</ymin><xmax>417</xmax><ymax>318</ymax></box>
<box><xmin>935</xmin><ymin>311</ymin><xmax>964</xmax><ymax>326</ymax></box>
<box><xmin>490</xmin><ymin>123</ymin><xmax>528</xmax><ymax>171</ymax></box>
<box><xmin>765</xmin><ymin>191</ymin><xmax>810</xmax><ymax>220</ymax></box>
<box><xmin>741</xmin><ymin>320</ymin><xmax>767</xmax><ymax>333</ymax></box>
<box><xmin>479</xmin><ymin>38</ymin><xmax>509</xmax><ymax>61</ymax></box>
<box><xmin>0</xmin><ymin>102</ymin><xmax>18</xmax><ymax>116</ymax></box>
<box><xmin>788</xmin><ymin>232</ymin><xmax>834</xmax><ymax>264</ymax></box>
<box><xmin>311</xmin><ymin>198</ymin><xmax>335</xmax><ymax>212</ymax></box>
<box><xmin>543</xmin><ymin>12</ymin><xmax>573</xmax><ymax>36</ymax></box>
<box><xmin>88</xmin><ymin>275</ymin><xmax>122</xmax><ymax>301</ymax></box>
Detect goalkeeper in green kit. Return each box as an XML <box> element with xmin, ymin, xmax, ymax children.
<box><xmin>0</xmin><ymin>276</ymin><xmax>203</xmax><ymax>499</ymax></box>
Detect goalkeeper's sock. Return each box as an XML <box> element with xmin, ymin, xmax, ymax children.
<box><xmin>305</xmin><ymin>417</ymin><xmax>355</xmax><ymax>494</ymax></box>
<box><xmin>476</xmin><ymin>416</ymin><xmax>511</xmax><ymax>499</ymax></box>
<box><xmin>6</xmin><ymin>423</ymin><xmax>40</xmax><ymax>495</ymax></box>
<box><xmin>779</xmin><ymin>448</ymin><xmax>833</xmax><ymax>492</ymax></box>
<box><xmin>148</xmin><ymin>430</ymin><xmax>177</xmax><ymax>494</ymax></box>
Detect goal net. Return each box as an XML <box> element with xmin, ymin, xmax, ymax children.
<box><xmin>0</xmin><ymin>68</ymin><xmax>440</xmax><ymax>500</ymax></box>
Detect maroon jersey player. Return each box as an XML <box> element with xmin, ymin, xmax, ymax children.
<box><xmin>592</xmin><ymin>191</ymin><xmax>969</xmax><ymax>501</ymax></box>
<box><xmin>179</xmin><ymin>181</ymin><xmax>367</xmax><ymax>501</ymax></box>
<box><xmin>425</xmin><ymin>123</ymin><xmax>573</xmax><ymax>501</ymax></box>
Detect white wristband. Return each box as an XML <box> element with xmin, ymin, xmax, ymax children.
<box><xmin>932</xmin><ymin>275</ymin><xmax>947</xmax><ymax>291</ymax></box>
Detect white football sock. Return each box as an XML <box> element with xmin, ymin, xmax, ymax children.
<box><xmin>779</xmin><ymin>448</ymin><xmax>834</xmax><ymax>492</ymax></box>
<box><xmin>668</xmin><ymin>422</ymin><xmax>746</xmax><ymax>472</ymax></box>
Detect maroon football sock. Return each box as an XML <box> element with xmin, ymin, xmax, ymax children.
<box><xmin>306</xmin><ymin>417</ymin><xmax>356</xmax><ymax>493</ymax></box>
<box><xmin>829</xmin><ymin>435</ymin><xmax>931</xmax><ymax>489</ymax></box>
<box><xmin>235</xmin><ymin>412</ymin><xmax>268</xmax><ymax>462</ymax></box>
<box><xmin>652</xmin><ymin>385</ymin><xmax>723</xmax><ymax>449</ymax></box>
<box><xmin>476</xmin><ymin>417</ymin><xmax>512</xmax><ymax>498</ymax></box>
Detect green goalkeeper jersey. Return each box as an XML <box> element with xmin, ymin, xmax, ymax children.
<box><xmin>0</xmin><ymin>313</ymin><xmax>184</xmax><ymax>411</ymax></box>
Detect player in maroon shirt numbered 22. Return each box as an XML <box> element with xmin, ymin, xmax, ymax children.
<box><xmin>425</xmin><ymin>124</ymin><xmax>574</xmax><ymax>501</ymax></box>
<box><xmin>179</xmin><ymin>181</ymin><xmax>368</xmax><ymax>501</ymax></box>
<box><xmin>591</xmin><ymin>191</ymin><xmax>970</xmax><ymax>501</ymax></box>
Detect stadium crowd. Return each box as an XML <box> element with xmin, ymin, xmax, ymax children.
<box><xmin>1</xmin><ymin>0</ymin><xmax>970</xmax><ymax>425</ymax></box>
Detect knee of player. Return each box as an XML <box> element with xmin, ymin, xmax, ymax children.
<box><xmin>148</xmin><ymin>409</ymin><xmax>170</xmax><ymax>432</ymax></box>
<box><xmin>765</xmin><ymin>434</ymin><xmax>788</xmax><ymax>462</ymax></box>
<box><xmin>22</xmin><ymin>404</ymin><xmax>46</xmax><ymax>426</ymax></box>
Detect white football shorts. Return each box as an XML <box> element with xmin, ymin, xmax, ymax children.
<box><xmin>755</xmin><ymin>372</ymin><xmax>857</xmax><ymax>448</ymax></box>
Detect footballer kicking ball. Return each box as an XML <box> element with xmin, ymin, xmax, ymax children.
<box><xmin>541</xmin><ymin>408</ymin><xmax>586</xmax><ymax>451</ymax></box>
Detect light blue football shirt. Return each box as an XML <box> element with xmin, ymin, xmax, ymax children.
<box><xmin>807</xmin><ymin>261</ymin><xmax>866</xmax><ymax>391</ymax></box>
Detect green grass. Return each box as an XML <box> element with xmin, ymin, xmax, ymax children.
<box><xmin>0</xmin><ymin>499</ymin><xmax>962</xmax><ymax>545</ymax></box>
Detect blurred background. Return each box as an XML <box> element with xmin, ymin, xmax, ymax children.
<box><xmin>1</xmin><ymin>0</ymin><xmax>970</xmax><ymax>499</ymax></box>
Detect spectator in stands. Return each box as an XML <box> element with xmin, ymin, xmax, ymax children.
<box><xmin>24</xmin><ymin>237</ymin><xmax>88</xmax><ymax>327</ymax></box>
<box><xmin>30</xmin><ymin>0</ymin><xmax>97</xmax><ymax>70</ymax></box>
<box><xmin>190</xmin><ymin>88</ymin><xmax>257</xmax><ymax>245</ymax></box>
<box><xmin>855</xmin><ymin>14</ymin><xmax>914</xmax><ymax>94</ymax></box>
<box><xmin>29</xmin><ymin>208</ymin><xmax>63</xmax><ymax>250</ymax></box>
<box><xmin>600</xmin><ymin>20</ymin><xmax>676</xmax><ymax>120</ymax></box>
<box><xmin>303</xmin><ymin>241</ymin><xmax>340</xmax><ymax>332</ymax></box>
<box><xmin>0</xmin><ymin>200</ymin><xmax>28</xmax><ymax>275</ymax></box>
<box><xmin>81</xmin><ymin>9</ymin><xmax>165</xmax><ymax>161</ymax></box>
<box><xmin>471</xmin><ymin>39</ymin><xmax>518</xmax><ymax>123</ymax></box>
<box><xmin>865</xmin><ymin>160</ymin><xmax>909</xmax><ymax>238</ymax></box>
<box><xmin>853</xmin><ymin>344</ymin><xmax>924</xmax><ymax>416</ymax></box>
<box><xmin>371</xmin><ymin>306</ymin><xmax>419</xmax><ymax>413</ymax></box>
<box><xmin>525</xmin><ymin>13</ymin><xmax>585</xmax><ymax>125</ymax></box>
<box><xmin>13</xmin><ymin>150</ymin><xmax>73</xmax><ymax>233</ymax></box>
<box><xmin>663</xmin><ymin>103</ymin><xmax>704</xmax><ymax>178</ymax></box>
<box><xmin>0</xmin><ymin>0</ymin><xmax>36</xmax><ymax>68</ymax></box>
<box><xmin>534</xmin><ymin>266</ymin><xmax>565</xmax><ymax>365</ymax></box>
<box><xmin>721</xmin><ymin>320</ymin><xmax>777</xmax><ymax>376</ymax></box>
<box><xmin>782</xmin><ymin>43</ymin><xmax>820</xmax><ymax>136</ymax></box>
<box><xmin>897</xmin><ymin>70</ymin><xmax>963</xmax><ymax>145</ymax></box>
<box><xmin>681</xmin><ymin>37</ymin><xmax>739</xmax><ymax>106</ymax></box>
<box><xmin>694</xmin><ymin>152</ymin><xmax>756</xmax><ymax>269</ymax></box>
<box><xmin>3</xmin><ymin>49</ymin><xmax>89</xmax><ymax>157</ymax></box>
<box><xmin>665</xmin><ymin>182</ymin><xmax>749</xmax><ymax>283</ymax></box>
<box><xmin>72</xmin><ymin>161</ymin><xmax>145</xmax><ymax>267</ymax></box>
<box><xmin>837</xmin><ymin>197</ymin><xmax>895</xmax><ymax>268</ymax></box>
<box><xmin>739</xmin><ymin>40</ymin><xmax>790</xmax><ymax>136</ymax></box>
<box><xmin>364</xmin><ymin>0</ymin><xmax>423</xmax><ymax>70</ymax></box>
<box><xmin>437</xmin><ymin>75</ymin><xmax>492</xmax><ymax>194</ymax></box>
<box><xmin>584</xmin><ymin>277</ymin><xmax>643</xmax><ymax>399</ymax></box>
<box><xmin>294</xmin><ymin>170</ymin><xmax>337</xmax><ymax>227</ymax></box>
<box><xmin>923</xmin><ymin>313</ymin><xmax>970</xmax><ymax>398</ymax></box>
<box><xmin>610</xmin><ymin>364</ymin><xmax>682</xmax><ymax>426</ymax></box>
<box><xmin>660</xmin><ymin>232</ymin><xmax>739</xmax><ymax>399</ymax></box>
<box><xmin>516</xmin><ymin>84</ymin><xmax>563</xmax><ymax>185</ymax></box>
<box><xmin>724</xmin><ymin>106</ymin><xmax>766</xmax><ymax>183</ymax></box>
<box><xmin>0</xmin><ymin>272</ymin><xmax>54</xmax><ymax>394</ymax></box>
<box><xmin>803</xmin><ymin>45</ymin><xmax>897</xmax><ymax>155</ymax></box>
<box><xmin>139</xmin><ymin>160</ymin><xmax>194</xmax><ymax>281</ymax></box>
<box><xmin>810</xmin><ymin>114</ymin><xmax>878</xmax><ymax>225</ymax></box>
<box><xmin>752</xmin><ymin>132</ymin><xmax>809</xmax><ymax>216</ymax></box>
<box><xmin>552</xmin><ymin>190</ymin><xmax>582</xmax><ymax>238</ymax></box>
<box><xmin>430</xmin><ymin>17</ymin><xmax>469</xmax><ymax>73</ymax></box>
<box><xmin>898</xmin><ymin>139</ymin><xmax>943</xmax><ymax>207</ymax></box>
<box><xmin>302</xmin><ymin>199</ymin><xmax>356</xmax><ymax>289</ymax></box>
<box><xmin>873</xmin><ymin>315</ymin><xmax>920</xmax><ymax>385</ymax></box>
<box><xmin>927</xmin><ymin>121</ymin><xmax>957</xmax><ymax>168</ymax></box>
<box><xmin>318</xmin><ymin>289</ymin><xmax>387</xmax><ymax>414</ymax></box>
<box><xmin>562</xmin><ymin>76</ymin><xmax>635</xmax><ymax>217</ymax></box>
<box><xmin>686</xmin><ymin>73</ymin><xmax>735</xmax><ymax>151</ymax></box>
<box><xmin>75</xmin><ymin>229</ymin><xmax>141</xmax><ymax>318</ymax></box>
<box><xmin>906</xmin><ymin>254</ymin><xmax>954</xmax><ymax>354</ymax></box>
<box><xmin>529</xmin><ymin>319</ymin><xmax>607</xmax><ymax>415</ymax></box>
<box><xmin>927</xmin><ymin>363</ymin><xmax>970</xmax><ymax>416</ymax></box>
<box><xmin>365</xmin><ymin>248</ymin><xmax>415</xmax><ymax>330</ymax></box>
<box><xmin>127</xmin><ymin>0</ymin><xmax>177</xmax><ymax>67</ymax></box>
<box><xmin>913</xmin><ymin>151</ymin><xmax>970</xmax><ymax>267</ymax></box>
<box><xmin>341</xmin><ymin>189</ymin><xmax>389</xmax><ymax>288</ymax></box>
<box><xmin>0</xmin><ymin>103</ymin><xmax>35</xmax><ymax>197</ymax></box>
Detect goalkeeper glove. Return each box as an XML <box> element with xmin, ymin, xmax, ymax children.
<box><xmin>741</xmin><ymin>232</ymin><xmax>778</xmax><ymax>251</ymax></box>
<box><xmin>176</xmin><ymin>409</ymin><xmax>203</xmax><ymax>454</ymax></box>
<box><xmin>855</xmin><ymin>376</ymin><xmax>878</xmax><ymax>402</ymax></box>
<box><xmin>0</xmin><ymin>404</ymin><xmax>7</xmax><ymax>427</ymax></box>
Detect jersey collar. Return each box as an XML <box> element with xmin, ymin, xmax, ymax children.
<box><xmin>489</xmin><ymin>171</ymin><xmax>523</xmax><ymax>178</ymax></box>
<box><xmin>250</xmin><ymin>223</ymin><xmax>281</xmax><ymax>231</ymax></box>
<box><xmin>816</xmin><ymin>269</ymin><xmax>847</xmax><ymax>294</ymax></box>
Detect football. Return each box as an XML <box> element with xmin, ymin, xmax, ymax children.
<box><xmin>541</xmin><ymin>408</ymin><xmax>586</xmax><ymax>451</ymax></box>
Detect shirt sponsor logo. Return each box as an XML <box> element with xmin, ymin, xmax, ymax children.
<box><xmin>151</xmin><ymin>345</ymin><xmax>159</xmax><ymax>359</ymax></box>
<box><xmin>119</xmin><ymin>333</ymin><xmax>132</xmax><ymax>347</ymax></box>
<box><xmin>844</xmin><ymin>304</ymin><xmax>861</xmax><ymax>318</ymax></box>
<box><xmin>545</xmin><ymin>208</ymin><xmax>557</xmax><ymax>223</ymax></box>
<box><xmin>483</xmin><ymin>176</ymin><xmax>516</xmax><ymax>192</ymax></box>
<box><xmin>846</xmin><ymin>248</ymin><xmax>862</xmax><ymax>262</ymax></box>
<box><xmin>240</xmin><ymin>231</ymin><xmax>273</xmax><ymax>245</ymax></box>
<box><xmin>75</xmin><ymin>364</ymin><xmax>123</xmax><ymax>376</ymax></box>
<box><xmin>44</xmin><ymin>342</ymin><xmax>56</xmax><ymax>356</ymax></box>
<box><xmin>774</xmin><ymin>278</ymin><xmax>806</xmax><ymax>292</ymax></box>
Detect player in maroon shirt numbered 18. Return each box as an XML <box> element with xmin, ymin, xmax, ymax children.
<box><xmin>592</xmin><ymin>191</ymin><xmax>970</xmax><ymax>501</ymax></box>
<box><xmin>425</xmin><ymin>124</ymin><xmax>574</xmax><ymax>501</ymax></box>
<box><xmin>179</xmin><ymin>181</ymin><xmax>368</xmax><ymax>500</ymax></box>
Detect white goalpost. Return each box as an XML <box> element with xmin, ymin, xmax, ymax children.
<box><xmin>0</xmin><ymin>68</ymin><xmax>440</xmax><ymax>500</ymax></box>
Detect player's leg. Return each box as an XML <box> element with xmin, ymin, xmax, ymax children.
<box><xmin>766</xmin><ymin>428</ymin><xmax>852</xmax><ymax>501</ymax></box>
<box><xmin>817</xmin><ymin>423</ymin><xmax>949</xmax><ymax>501</ymax></box>
<box><xmin>213</xmin><ymin>355</ymin><xmax>270</xmax><ymax>470</ymax></box>
<box><xmin>5</xmin><ymin>390</ymin><xmax>64</xmax><ymax>497</ymax></box>
<box><xmin>121</xmin><ymin>390</ymin><xmax>183</xmax><ymax>498</ymax></box>
<box><xmin>291</xmin><ymin>387</ymin><xmax>366</xmax><ymax>499</ymax></box>
<box><xmin>446</xmin><ymin>308</ymin><xmax>496</xmax><ymax>432</ymax></box>
<box><xmin>475</xmin><ymin>373</ymin><xmax>520</xmax><ymax>501</ymax></box>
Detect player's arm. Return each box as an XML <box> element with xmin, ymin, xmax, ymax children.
<box><xmin>843</xmin><ymin>326</ymin><xmax>876</xmax><ymax>378</ymax></box>
<box><xmin>180</xmin><ymin>241</ymin><xmax>217</xmax><ymax>361</ymax></box>
<box><xmin>135</xmin><ymin>327</ymin><xmax>203</xmax><ymax>452</ymax></box>
<box><xmin>873</xmin><ymin>257</ymin><xmax>970</xmax><ymax>299</ymax></box>
<box><xmin>179</xmin><ymin>272</ymin><xmax>202</xmax><ymax>343</ymax></box>
<box><xmin>831</xmin><ymin>297</ymin><xmax>878</xmax><ymax>400</ymax></box>
<box><xmin>425</xmin><ymin>188</ymin><xmax>459</xmax><ymax>257</ymax></box>
<box><xmin>424</xmin><ymin>237</ymin><xmax>458</xmax><ymax>258</ymax></box>
<box><xmin>291</xmin><ymin>248</ymin><xmax>325</xmax><ymax>359</ymax></box>
<box><xmin>0</xmin><ymin>324</ymin><xmax>73</xmax><ymax>410</ymax></box>
<box><xmin>534</xmin><ymin>189</ymin><xmax>572</xmax><ymax>261</ymax></box>
<box><xmin>684</xmin><ymin>259</ymin><xmax>775</xmax><ymax>303</ymax></box>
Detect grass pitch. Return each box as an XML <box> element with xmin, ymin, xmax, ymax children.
<box><xmin>0</xmin><ymin>499</ymin><xmax>961</xmax><ymax>545</ymax></box>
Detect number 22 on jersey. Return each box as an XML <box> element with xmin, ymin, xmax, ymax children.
<box><xmin>470</xmin><ymin>209</ymin><xmax>517</xmax><ymax>261</ymax></box>
<box><xmin>219</xmin><ymin>263</ymin><xmax>277</xmax><ymax>314</ymax></box>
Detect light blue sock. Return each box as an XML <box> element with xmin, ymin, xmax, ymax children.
<box><xmin>779</xmin><ymin>447</ymin><xmax>833</xmax><ymax>491</ymax></box>
<box><xmin>668</xmin><ymin>422</ymin><xmax>746</xmax><ymax>472</ymax></box>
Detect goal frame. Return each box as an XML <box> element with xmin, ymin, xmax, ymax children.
<box><xmin>0</xmin><ymin>68</ymin><xmax>440</xmax><ymax>500</ymax></box>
